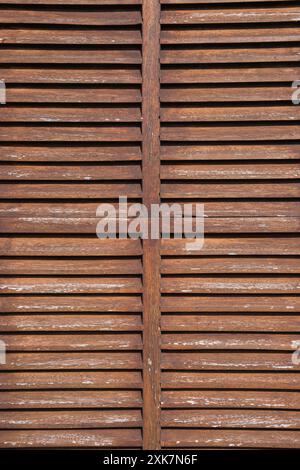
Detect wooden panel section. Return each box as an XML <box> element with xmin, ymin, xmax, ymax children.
<box><xmin>0</xmin><ymin>0</ymin><xmax>143</xmax><ymax>450</ymax></box>
<box><xmin>160</xmin><ymin>0</ymin><xmax>300</xmax><ymax>451</ymax></box>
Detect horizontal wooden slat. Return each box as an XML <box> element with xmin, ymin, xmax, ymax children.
<box><xmin>162</xmin><ymin>372</ymin><xmax>300</xmax><ymax>390</ymax></box>
<box><xmin>161</xmin><ymin>7</ymin><xmax>300</xmax><ymax>25</ymax></box>
<box><xmin>0</xmin><ymin>410</ymin><xmax>142</xmax><ymax>429</ymax></box>
<box><xmin>1</xmin><ymin>333</ymin><xmax>142</xmax><ymax>351</ymax></box>
<box><xmin>162</xmin><ymin>257</ymin><xmax>300</xmax><ymax>274</ymax></box>
<box><xmin>161</xmin><ymin>26</ymin><xmax>300</xmax><ymax>44</ymax></box>
<box><xmin>162</xmin><ymin>295</ymin><xmax>300</xmax><ymax>313</ymax></box>
<box><xmin>0</xmin><ymin>145</ymin><xmax>142</xmax><ymax>162</ymax></box>
<box><xmin>1</xmin><ymin>201</ymin><xmax>298</xmax><ymax>217</ymax></box>
<box><xmin>0</xmin><ymin>0</ymin><xmax>142</xmax><ymax>3</ymax></box>
<box><xmin>161</xmin><ymin>125</ymin><xmax>300</xmax><ymax>141</ymax></box>
<box><xmin>161</xmin><ymin>67</ymin><xmax>300</xmax><ymax>84</ymax></box>
<box><xmin>162</xmin><ymin>315</ymin><xmax>300</xmax><ymax>332</ymax></box>
<box><xmin>161</xmin><ymin>333</ymin><xmax>300</xmax><ymax>351</ymax></box>
<box><xmin>0</xmin><ymin>28</ymin><xmax>142</xmax><ymax>45</ymax></box>
<box><xmin>0</xmin><ymin>49</ymin><xmax>141</xmax><ymax>64</ymax></box>
<box><xmin>162</xmin><ymin>410</ymin><xmax>300</xmax><ymax>429</ymax></box>
<box><xmin>161</xmin><ymin>47</ymin><xmax>300</xmax><ymax>64</ymax></box>
<box><xmin>6</xmin><ymin>87</ymin><xmax>142</xmax><ymax>103</ymax></box>
<box><xmin>161</xmin><ymin>86</ymin><xmax>293</xmax><ymax>103</ymax></box>
<box><xmin>0</xmin><ymin>429</ymin><xmax>142</xmax><ymax>448</ymax></box>
<box><xmin>161</xmin><ymin>277</ymin><xmax>300</xmax><ymax>295</ymax></box>
<box><xmin>161</xmin><ymin>106</ymin><xmax>300</xmax><ymax>122</ymax></box>
<box><xmin>0</xmin><ymin>9</ymin><xmax>142</xmax><ymax>25</ymax></box>
<box><xmin>162</xmin><ymin>182</ymin><xmax>300</xmax><ymax>198</ymax></box>
<box><xmin>161</xmin><ymin>0</ymin><xmax>295</xmax><ymax>3</ymax></box>
<box><xmin>161</xmin><ymin>144</ymin><xmax>300</xmax><ymax>161</ymax></box>
<box><xmin>0</xmin><ymin>390</ymin><xmax>142</xmax><ymax>408</ymax></box>
<box><xmin>1</xmin><ymin>216</ymin><xmax>298</xmax><ymax>233</ymax></box>
<box><xmin>4</xmin><ymin>184</ymin><xmax>141</xmax><ymax>202</ymax></box>
<box><xmin>0</xmin><ymin>126</ymin><xmax>142</xmax><ymax>142</ymax></box>
<box><xmin>162</xmin><ymin>238</ymin><xmax>300</xmax><ymax>256</ymax></box>
<box><xmin>162</xmin><ymin>162</ymin><xmax>300</xmax><ymax>178</ymax></box>
<box><xmin>0</xmin><ymin>314</ymin><xmax>142</xmax><ymax>332</ymax></box>
<box><xmin>162</xmin><ymin>390</ymin><xmax>300</xmax><ymax>409</ymax></box>
<box><xmin>0</xmin><ymin>238</ymin><xmax>142</xmax><ymax>256</ymax></box>
<box><xmin>0</xmin><ymin>164</ymin><xmax>141</xmax><ymax>179</ymax></box>
<box><xmin>0</xmin><ymin>183</ymin><xmax>141</xmax><ymax>198</ymax></box>
<box><xmin>0</xmin><ymin>371</ymin><xmax>143</xmax><ymax>389</ymax></box>
<box><xmin>0</xmin><ymin>295</ymin><xmax>142</xmax><ymax>312</ymax></box>
<box><xmin>0</xmin><ymin>259</ymin><xmax>142</xmax><ymax>275</ymax></box>
<box><xmin>0</xmin><ymin>68</ymin><xmax>142</xmax><ymax>84</ymax></box>
<box><xmin>162</xmin><ymin>352</ymin><xmax>297</xmax><ymax>370</ymax></box>
<box><xmin>2</xmin><ymin>352</ymin><xmax>142</xmax><ymax>369</ymax></box>
<box><xmin>162</xmin><ymin>429</ymin><xmax>300</xmax><ymax>449</ymax></box>
<box><xmin>0</xmin><ymin>107</ymin><xmax>141</xmax><ymax>123</ymax></box>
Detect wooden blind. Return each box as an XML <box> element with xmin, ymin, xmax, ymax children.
<box><xmin>0</xmin><ymin>0</ymin><xmax>300</xmax><ymax>450</ymax></box>
<box><xmin>0</xmin><ymin>0</ymin><xmax>144</xmax><ymax>449</ymax></box>
<box><xmin>160</xmin><ymin>0</ymin><xmax>300</xmax><ymax>449</ymax></box>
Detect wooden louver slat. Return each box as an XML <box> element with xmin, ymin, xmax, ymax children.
<box><xmin>0</xmin><ymin>0</ymin><xmax>300</xmax><ymax>451</ymax></box>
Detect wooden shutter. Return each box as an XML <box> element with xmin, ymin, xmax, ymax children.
<box><xmin>0</xmin><ymin>0</ymin><xmax>300</xmax><ymax>451</ymax></box>
<box><xmin>0</xmin><ymin>0</ymin><xmax>143</xmax><ymax>449</ymax></box>
<box><xmin>160</xmin><ymin>0</ymin><xmax>300</xmax><ymax>449</ymax></box>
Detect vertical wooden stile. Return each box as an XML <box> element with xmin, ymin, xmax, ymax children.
<box><xmin>142</xmin><ymin>0</ymin><xmax>161</xmax><ymax>450</ymax></box>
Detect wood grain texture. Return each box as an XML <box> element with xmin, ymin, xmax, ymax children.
<box><xmin>0</xmin><ymin>429</ymin><xmax>142</xmax><ymax>448</ymax></box>
<box><xmin>0</xmin><ymin>410</ymin><xmax>143</xmax><ymax>428</ymax></box>
<box><xmin>162</xmin><ymin>429</ymin><xmax>300</xmax><ymax>449</ymax></box>
<box><xmin>161</xmin><ymin>6</ymin><xmax>300</xmax><ymax>25</ymax></box>
<box><xmin>0</xmin><ymin>371</ymin><xmax>143</xmax><ymax>390</ymax></box>
<box><xmin>0</xmin><ymin>9</ymin><xmax>142</xmax><ymax>25</ymax></box>
<box><xmin>142</xmin><ymin>0</ymin><xmax>161</xmax><ymax>450</ymax></box>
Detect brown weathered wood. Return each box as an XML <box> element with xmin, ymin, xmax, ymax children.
<box><xmin>0</xmin><ymin>28</ymin><xmax>142</xmax><ymax>45</ymax></box>
<box><xmin>0</xmin><ymin>390</ymin><xmax>142</xmax><ymax>409</ymax></box>
<box><xmin>0</xmin><ymin>429</ymin><xmax>142</xmax><ymax>448</ymax></box>
<box><xmin>0</xmin><ymin>145</ymin><xmax>142</xmax><ymax>161</ymax></box>
<box><xmin>0</xmin><ymin>295</ymin><xmax>142</xmax><ymax>312</ymax></box>
<box><xmin>161</xmin><ymin>66</ymin><xmax>300</xmax><ymax>84</ymax></box>
<box><xmin>0</xmin><ymin>49</ymin><xmax>142</xmax><ymax>64</ymax></box>
<box><xmin>6</xmin><ymin>87</ymin><xmax>142</xmax><ymax>103</ymax></box>
<box><xmin>0</xmin><ymin>238</ymin><xmax>142</xmax><ymax>256</ymax></box>
<box><xmin>162</xmin><ymin>237</ymin><xmax>300</xmax><ymax>256</ymax></box>
<box><xmin>161</xmin><ymin>26</ymin><xmax>300</xmax><ymax>44</ymax></box>
<box><xmin>161</xmin><ymin>277</ymin><xmax>300</xmax><ymax>294</ymax></box>
<box><xmin>161</xmin><ymin>86</ymin><xmax>293</xmax><ymax>103</ymax></box>
<box><xmin>1</xmin><ymin>333</ymin><xmax>143</xmax><ymax>351</ymax></box>
<box><xmin>162</xmin><ymin>372</ymin><xmax>300</xmax><ymax>390</ymax></box>
<box><xmin>0</xmin><ymin>107</ymin><xmax>142</xmax><ymax>122</ymax></box>
<box><xmin>142</xmin><ymin>0</ymin><xmax>161</xmax><ymax>450</ymax></box>
<box><xmin>0</xmin><ymin>410</ymin><xmax>142</xmax><ymax>429</ymax></box>
<box><xmin>162</xmin><ymin>410</ymin><xmax>300</xmax><ymax>429</ymax></box>
<box><xmin>2</xmin><ymin>352</ymin><xmax>142</xmax><ymax>370</ymax></box>
<box><xmin>0</xmin><ymin>9</ymin><xmax>142</xmax><ymax>25</ymax></box>
<box><xmin>0</xmin><ymin>314</ymin><xmax>142</xmax><ymax>331</ymax></box>
<box><xmin>161</xmin><ymin>333</ymin><xmax>300</xmax><ymax>351</ymax></box>
<box><xmin>161</xmin><ymin>7</ymin><xmax>300</xmax><ymax>24</ymax></box>
<box><xmin>162</xmin><ymin>296</ymin><xmax>300</xmax><ymax>314</ymax></box>
<box><xmin>162</xmin><ymin>429</ymin><xmax>300</xmax><ymax>449</ymax></box>
<box><xmin>0</xmin><ymin>277</ymin><xmax>142</xmax><ymax>294</ymax></box>
<box><xmin>0</xmin><ymin>67</ymin><xmax>142</xmax><ymax>84</ymax></box>
<box><xmin>161</xmin><ymin>144</ymin><xmax>300</xmax><ymax>161</ymax></box>
<box><xmin>161</xmin><ymin>352</ymin><xmax>298</xmax><ymax>371</ymax></box>
<box><xmin>0</xmin><ymin>258</ymin><xmax>143</xmax><ymax>275</ymax></box>
<box><xmin>162</xmin><ymin>257</ymin><xmax>300</xmax><ymax>274</ymax></box>
<box><xmin>0</xmin><ymin>371</ymin><xmax>143</xmax><ymax>390</ymax></box>
<box><xmin>162</xmin><ymin>391</ymin><xmax>300</xmax><ymax>409</ymax></box>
